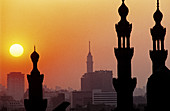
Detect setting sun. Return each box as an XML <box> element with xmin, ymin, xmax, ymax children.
<box><xmin>9</xmin><ymin>44</ymin><xmax>24</xmax><ymax>57</ymax></box>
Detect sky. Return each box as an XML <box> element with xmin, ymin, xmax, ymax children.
<box><xmin>0</xmin><ymin>0</ymin><xmax>170</xmax><ymax>90</ymax></box>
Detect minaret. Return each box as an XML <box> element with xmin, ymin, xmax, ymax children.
<box><xmin>24</xmin><ymin>47</ymin><xmax>47</xmax><ymax>111</ymax></box>
<box><xmin>113</xmin><ymin>0</ymin><xmax>136</xmax><ymax>111</ymax></box>
<box><xmin>150</xmin><ymin>0</ymin><xmax>167</xmax><ymax>73</ymax></box>
<box><xmin>147</xmin><ymin>0</ymin><xmax>170</xmax><ymax>111</ymax></box>
<box><xmin>87</xmin><ymin>41</ymin><xmax>93</xmax><ymax>73</ymax></box>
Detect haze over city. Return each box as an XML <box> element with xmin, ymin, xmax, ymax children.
<box><xmin>0</xmin><ymin>0</ymin><xmax>170</xmax><ymax>90</ymax></box>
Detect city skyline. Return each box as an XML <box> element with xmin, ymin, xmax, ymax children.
<box><xmin>0</xmin><ymin>0</ymin><xmax>170</xmax><ymax>90</ymax></box>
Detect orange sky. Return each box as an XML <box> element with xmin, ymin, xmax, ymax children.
<box><xmin>0</xmin><ymin>0</ymin><xmax>170</xmax><ymax>90</ymax></box>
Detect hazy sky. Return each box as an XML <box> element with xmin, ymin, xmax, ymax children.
<box><xmin>0</xmin><ymin>0</ymin><xmax>170</xmax><ymax>90</ymax></box>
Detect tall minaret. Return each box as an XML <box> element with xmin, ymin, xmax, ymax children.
<box><xmin>86</xmin><ymin>41</ymin><xmax>93</xmax><ymax>73</ymax></box>
<box><xmin>113</xmin><ymin>0</ymin><xmax>137</xmax><ymax>111</ymax></box>
<box><xmin>24</xmin><ymin>47</ymin><xmax>47</xmax><ymax>111</ymax></box>
<box><xmin>147</xmin><ymin>0</ymin><xmax>170</xmax><ymax>111</ymax></box>
<box><xmin>150</xmin><ymin>0</ymin><xmax>167</xmax><ymax>73</ymax></box>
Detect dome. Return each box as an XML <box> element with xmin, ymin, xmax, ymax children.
<box><xmin>118</xmin><ymin>1</ymin><xmax>129</xmax><ymax>19</ymax></box>
<box><xmin>153</xmin><ymin>8</ymin><xmax>163</xmax><ymax>24</ymax></box>
<box><xmin>31</xmin><ymin>50</ymin><xmax>39</xmax><ymax>63</ymax></box>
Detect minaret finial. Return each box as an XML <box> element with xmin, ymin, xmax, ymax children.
<box><xmin>89</xmin><ymin>41</ymin><xmax>90</xmax><ymax>52</ymax></box>
<box><xmin>157</xmin><ymin>0</ymin><xmax>159</xmax><ymax>9</ymax></box>
<box><xmin>122</xmin><ymin>0</ymin><xmax>125</xmax><ymax>3</ymax></box>
<box><xmin>34</xmin><ymin>45</ymin><xmax>36</xmax><ymax>52</ymax></box>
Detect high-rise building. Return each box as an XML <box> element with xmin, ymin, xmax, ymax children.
<box><xmin>146</xmin><ymin>0</ymin><xmax>170</xmax><ymax>111</ymax></box>
<box><xmin>72</xmin><ymin>42</ymin><xmax>116</xmax><ymax>109</ymax></box>
<box><xmin>82</xmin><ymin>42</ymin><xmax>114</xmax><ymax>92</ymax></box>
<box><xmin>86</xmin><ymin>41</ymin><xmax>93</xmax><ymax>73</ymax></box>
<box><xmin>81</xmin><ymin>70</ymin><xmax>114</xmax><ymax>92</ymax></box>
<box><xmin>7</xmin><ymin>72</ymin><xmax>25</xmax><ymax>100</ymax></box>
<box><xmin>113</xmin><ymin>0</ymin><xmax>137</xmax><ymax>111</ymax></box>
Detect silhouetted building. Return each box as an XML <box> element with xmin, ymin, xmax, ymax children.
<box><xmin>92</xmin><ymin>89</ymin><xmax>117</xmax><ymax>106</ymax></box>
<box><xmin>7</xmin><ymin>72</ymin><xmax>24</xmax><ymax>100</ymax></box>
<box><xmin>82</xmin><ymin>42</ymin><xmax>114</xmax><ymax>92</ymax></box>
<box><xmin>70</xmin><ymin>104</ymin><xmax>115</xmax><ymax>111</ymax></box>
<box><xmin>81</xmin><ymin>70</ymin><xmax>114</xmax><ymax>92</ymax></box>
<box><xmin>0</xmin><ymin>84</ymin><xmax>7</xmax><ymax>96</ymax></box>
<box><xmin>71</xmin><ymin>91</ymin><xmax>92</xmax><ymax>108</ymax></box>
<box><xmin>146</xmin><ymin>0</ymin><xmax>170</xmax><ymax>111</ymax></box>
<box><xmin>75</xmin><ymin>42</ymin><xmax>116</xmax><ymax>109</ymax></box>
<box><xmin>24</xmin><ymin>47</ymin><xmax>47</xmax><ymax>111</ymax></box>
<box><xmin>113</xmin><ymin>0</ymin><xmax>137</xmax><ymax>111</ymax></box>
<box><xmin>0</xmin><ymin>95</ymin><xmax>25</xmax><ymax>111</ymax></box>
<box><xmin>87</xmin><ymin>41</ymin><xmax>93</xmax><ymax>73</ymax></box>
<box><xmin>46</xmin><ymin>93</ymin><xmax>65</xmax><ymax>111</ymax></box>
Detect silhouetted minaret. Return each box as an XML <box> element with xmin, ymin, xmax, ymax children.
<box><xmin>147</xmin><ymin>0</ymin><xmax>170</xmax><ymax>111</ymax></box>
<box><xmin>150</xmin><ymin>0</ymin><xmax>167</xmax><ymax>73</ymax></box>
<box><xmin>113</xmin><ymin>0</ymin><xmax>136</xmax><ymax>111</ymax></box>
<box><xmin>87</xmin><ymin>41</ymin><xmax>93</xmax><ymax>73</ymax></box>
<box><xmin>24</xmin><ymin>47</ymin><xmax>47</xmax><ymax>111</ymax></box>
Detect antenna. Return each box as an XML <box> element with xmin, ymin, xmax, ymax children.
<box><xmin>89</xmin><ymin>41</ymin><xmax>91</xmax><ymax>53</ymax></box>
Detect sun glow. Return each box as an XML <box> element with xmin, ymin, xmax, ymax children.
<box><xmin>9</xmin><ymin>44</ymin><xmax>24</xmax><ymax>57</ymax></box>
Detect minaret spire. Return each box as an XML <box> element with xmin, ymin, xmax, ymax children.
<box><xmin>157</xmin><ymin>0</ymin><xmax>159</xmax><ymax>9</ymax></box>
<box><xmin>113</xmin><ymin>0</ymin><xmax>136</xmax><ymax>111</ymax></box>
<box><xmin>150</xmin><ymin>0</ymin><xmax>166</xmax><ymax>72</ymax></box>
<box><xmin>34</xmin><ymin>45</ymin><xmax>36</xmax><ymax>52</ymax></box>
<box><xmin>147</xmin><ymin>1</ymin><xmax>170</xmax><ymax>111</ymax></box>
<box><xmin>24</xmin><ymin>48</ymin><xmax>47</xmax><ymax>111</ymax></box>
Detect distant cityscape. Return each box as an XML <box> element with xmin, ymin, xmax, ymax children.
<box><xmin>1</xmin><ymin>0</ymin><xmax>170</xmax><ymax>111</ymax></box>
<box><xmin>0</xmin><ymin>42</ymin><xmax>146</xmax><ymax>111</ymax></box>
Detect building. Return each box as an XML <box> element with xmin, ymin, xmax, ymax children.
<box><xmin>146</xmin><ymin>0</ymin><xmax>170</xmax><ymax>111</ymax></box>
<box><xmin>71</xmin><ymin>91</ymin><xmax>92</xmax><ymax>108</ymax></box>
<box><xmin>81</xmin><ymin>42</ymin><xmax>114</xmax><ymax>92</ymax></box>
<box><xmin>7</xmin><ymin>72</ymin><xmax>24</xmax><ymax>100</ymax></box>
<box><xmin>0</xmin><ymin>95</ymin><xmax>25</xmax><ymax>111</ymax></box>
<box><xmin>72</xmin><ymin>42</ymin><xmax>116</xmax><ymax>109</ymax></box>
<box><xmin>92</xmin><ymin>89</ymin><xmax>117</xmax><ymax>106</ymax></box>
<box><xmin>81</xmin><ymin>70</ymin><xmax>114</xmax><ymax>92</ymax></box>
<box><xmin>113</xmin><ymin>0</ymin><xmax>137</xmax><ymax>111</ymax></box>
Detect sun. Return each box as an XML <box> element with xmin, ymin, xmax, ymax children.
<box><xmin>10</xmin><ymin>44</ymin><xmax>24</xmax><ymax>57</ymax></box>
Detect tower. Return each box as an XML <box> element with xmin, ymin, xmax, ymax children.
<box><xmin>24</xmin><ymin>47</ymin><xmax>47</xmax><ymax>111</ymax></box>
<box><xmin>150</xmin><ymin>0</ymin><xmax>167</xmax><ymax>73</ymax></box>
<box><xmin>113</xmin><ymin>0</ymin><xmax>136</xmax><ymax>111</ymax></box>
<box><xmin>86</xmin><ymin>41</ymin><xmax>93</xmax><ymax>73</ymax></box>
<box><xmin>147</xmin><ymin>0</ymin><xmax>170</xmax><ymax>111</ymax></box>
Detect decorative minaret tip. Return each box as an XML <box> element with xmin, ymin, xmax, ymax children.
<box><xmin>34</xmin><ymin>45</ymin><xmax>36</xmax><ymax>52</ymax></box>
<box><xmin>116</xmin><ymin>0</ymin><xmax>131</xmax><ymax>49</ymax></box>
<box><xmin>150</xmin><ymin>0</ymin><xmax>167</xmax><ymax>73</ymax></box>
<box><xmin>157</xmin><ymin>0</ymin><xmax>159</xmax><ymax>9</ymax></box>
<box><xmin>31</xmin><ymin>46</ymin><xmax>40</xmax><ymax>74</ymax></box>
